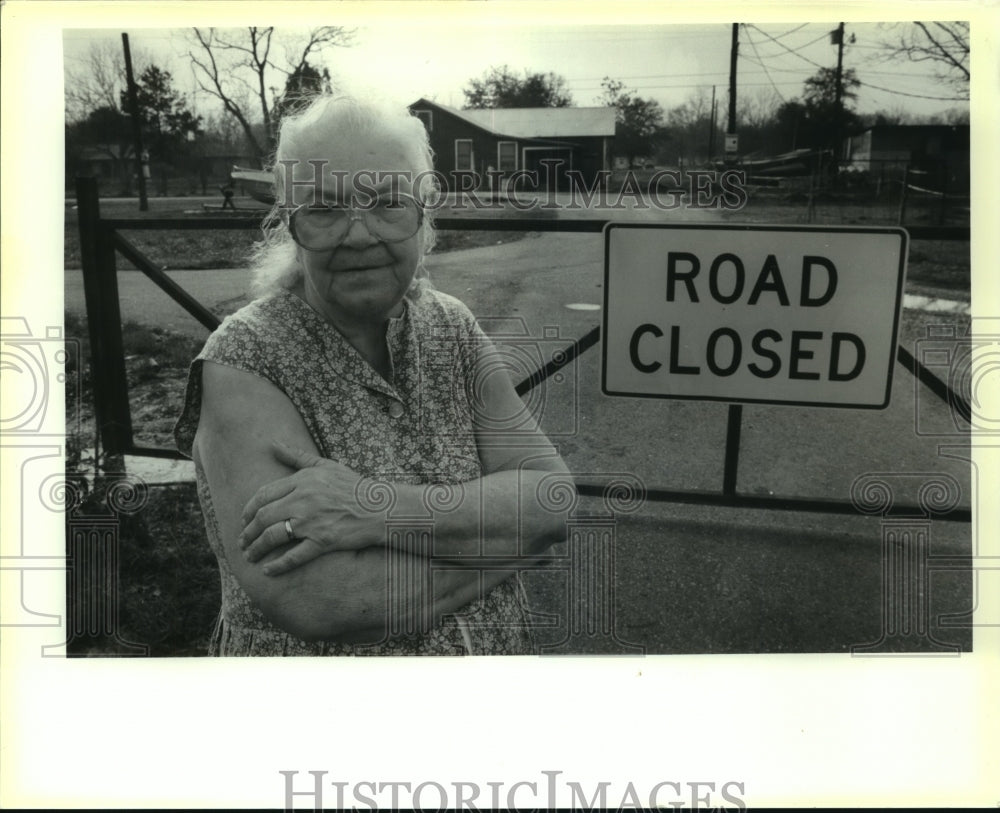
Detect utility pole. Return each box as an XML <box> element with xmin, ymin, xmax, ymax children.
<box><xmin>708</xmin><ymin>85</ymin><xmax>717</xmax><ymax>161</ymax></box>
<box><xmin>833</xmin><ymin>22</ymin><xmax>845</xmax><ymax>114</ymax></box>
<box><xmin>832</xmin><ymin>22</ymin><xmax>846</xmax><ymax>179</ymax></box>
<box><xmin>122</xmin><ymin>33</ymin><xmax>148</xmax><ymax>212</ymax></box>
<box><xmin>726</xmin><ymin>23</ymin><xmax>739</xmax><ymax>162</ymax></box>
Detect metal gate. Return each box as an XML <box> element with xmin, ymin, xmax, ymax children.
<box><xmin>74</xmin><ymin>175</ymin><xmax>972</xmax><ymax>521</ymax></box>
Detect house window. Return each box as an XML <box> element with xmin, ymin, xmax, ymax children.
<box><xmin>413</xmin><ymin>109</ymin><xmax>432</xmax><ymax>132</ymax></box>
<box><xmin>497</xmin><ymin>141</ymin><xmax>517</xmax><ymax>172</ymax></box>
<box><xmin>455</xmin><ymin>139</ymin><xmax>474</xmax><ymax>171</ymax></box>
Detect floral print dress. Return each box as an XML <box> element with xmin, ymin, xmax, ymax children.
<box><xmin>175</xmin><ymin>284</ymin><xmax>536</xmax><ymax>655</ymax></box>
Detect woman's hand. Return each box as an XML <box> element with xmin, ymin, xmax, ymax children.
<box><xmin>239</xmin><ymin>442</ymin><xmax>382</xmax><ymax>576</ymax></box>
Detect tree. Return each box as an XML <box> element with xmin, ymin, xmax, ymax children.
<box><xmin>771</xmin><ymin>100</ymin><xmax>810</xmax><ymax>151</ymax></box>
<box><xmin>187</xmin><ymin>26</ymin><xmax>354</xmax><ymax>160</ymax></box>
<box><xmin>662</xmin><ymin>88</ymin><xmax>714</xmax><ymax>164</ymax></box>
<box><xmin>463</xmin><ymin>65</ymin><xmax>573</xmax><ymax>108</ymax></box>
<box><xmin>737</xmin><ymin>88</ymin><xmax>782</xmax><ymax>132</ymax></box>
<box><xmin>64</xmin><ymin>39</ymin><xmax>150</xmax><ymax>124</ymax></box>
<box><xmin>859</xmin><ymin>104</ymin><xmax>915</xmax><ymax>128</ymax></box>
<box><xmin>730</xmin><ymin>88</ymin><xmax>784</xmax><ymax>157</ymax></box>
<box><xmin>860</xmin><ymin>105</ymin><xmax>969</xmax><ymax>128</ymax></box>
<box><xmin>201</xmin><ymin>109</ymin><xmax>248</xmax><ymax>153</ymax></box>
<box><xmin>760</xmin><ymin>67</ymin><xmax>863</xmax><ymax>155</ymax></box>
<box><xmin>124</xmin><ymin>65</ymin><xmax>201</xmax><ymax>146</ymax></box>
<box><xmin>802</xmin><ymin>66</ymin><xmax>861</xmax><ymax>110</ymax></box>
<box><xmin>597</xmin><ymin>78</ymin><xmax>664</xmax><ymax>165</ymax></box>
<box><xmin>929</xmin><ymin>107</ymin><xmax>970</xmax><ymax>125</ymax></box>
<box><xmin>271</xmin><ymin>60</ymin><xmax>332</xmax><ymax>123</ymax></box>
<box><xmin>877</xmin><ymin>21</ymin><xmax>969</xmax><ymax>100</ymax></box>
<box><xmin>121</xmin><ymin>65</ymin><xmax>202</xmax><ymax>194</ymax></box>
<box><xmin>65</xmin><ymin>105</ymin><xmax>136</xmax><ymax>194</ymax></box>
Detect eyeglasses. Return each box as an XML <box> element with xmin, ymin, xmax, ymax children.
<box><xmin>287</xmin><ymin>194</ymin><xmax>424</xmax><ymax>251</ymax></box>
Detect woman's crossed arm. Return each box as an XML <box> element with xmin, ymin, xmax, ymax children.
<box><xmin>195</xmin><ymin>358</ymin><xmax>572</xmax><ymax>643</ymax></box>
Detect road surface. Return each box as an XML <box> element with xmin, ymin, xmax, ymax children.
<box><xmin>62</xmin><ymin>224</ymin><xmax>974</xmax><ymax>654</ymax></box>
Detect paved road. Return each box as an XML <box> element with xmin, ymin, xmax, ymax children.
<box><xmin>63</xmin><ymin>227</ymin><xmax>974</xmax><ymax>654</ymax></box>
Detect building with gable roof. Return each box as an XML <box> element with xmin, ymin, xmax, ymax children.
<box><xmin>842</xmin><ymin>124</ymin><xmax>969</xmax><ymax>194</ymax></box>
<box><xmin>408</xmin><ymin>98</ymin><xmax>616</xmax><ymax>192</ymax></box>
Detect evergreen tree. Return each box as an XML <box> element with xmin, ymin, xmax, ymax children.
<box><xmin>463</xmin><ymin>65</ymin><xmax>573</xmax><ymax>108</ymax></box>
<box><xmin>120</xmin><ymin>65</ymin><xmax>202</xmax><ymax>193</ymax></box>
<box><xmin>271</xmin><ymin>60</ymin><xmax>332</xmax><ymax>129</ymax></box>
<box><xmin>597</xmin><ymin>78</ymin><xmax>665</xmax><ymax>165</ymax></box>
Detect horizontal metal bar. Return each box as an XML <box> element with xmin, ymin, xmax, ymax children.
<box><xmin>575</xmin><ymin>480</ymin><xmax>971</xmax><ymax>522</ymax></box>
<box><xmin>104</xmin><ymin>215</ymin><xmax>607</xmax><ymax>233</ymax></box>
<box><xmin>904</xmin><ymin>225</ymin><xmax>969</xmax><ymax>240</ymax></box>
<box><xmin>112</xmin><ymin>451</ymin><xmax>972</xmax><ymax>524</ymax></box>
<box><xmin>126</xmin><ymin>445</ymin><xmax>188</xmax><ymax>460</ymax></box>
<box><xmin>96</xmin><ymin>216</ymin><xmax>970</xmax><ymax>239</ymax></box>
<box><xmin>112</xmin><ymin>232</ymin><xmax>222</xmax><ymax>332</ymax></box>
<box><xmin>926</xmin><ymin>556</ymin><xmax>994</xmax><ymax>571</ymax></box>
<box><xmin>435</xmin><ymin>217</ymin><xmax>609</xmax><ymax>232</ymax></box>
<box><xmin>104</xmin><ymin>216</ymin><xmax>264</xmax><ymax>230</ymax></box>
<box><xmin>429</xmin><ymin>556</ymin><xmax>563</xmax><ymax>570</ymax></box>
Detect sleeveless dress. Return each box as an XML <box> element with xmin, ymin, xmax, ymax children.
<box><xmin>174</xmin><ymin>284</ymin><xmax>537</xmax><ymax>655</ymax></box>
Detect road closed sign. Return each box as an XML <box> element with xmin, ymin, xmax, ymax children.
<box><xmin>602</xmin><ymin>224</ymin><xmax>908</xmax><ymax>408</ymax></box>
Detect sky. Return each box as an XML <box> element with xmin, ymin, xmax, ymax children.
<box><xmin>62</xmin><ymin>20</ymin><xmax>970</xmax><ymax>127</ymax></box>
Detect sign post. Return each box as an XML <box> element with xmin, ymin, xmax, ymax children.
<box><xmin>602</xmin><ymin>224</ymin><xmax>908</xmax><ymax>409</ymax></box>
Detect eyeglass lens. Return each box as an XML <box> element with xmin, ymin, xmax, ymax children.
<box><xmin>293</xmin><ymin>197</ymin><xmax>420</xmax><ymax>249</ymax></box>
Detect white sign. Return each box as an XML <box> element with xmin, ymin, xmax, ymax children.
<box><xmin>602</xmin><ymin>224</ymin><xmax>908</xmax><ymax>408</ymax></box>
<box><xmin>725</xmin><ymin>134</ymin><xmax>738</xmax><ymax>153</ymax></box>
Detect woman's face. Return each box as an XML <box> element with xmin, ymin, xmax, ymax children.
<box><xmin>290</xmin><ymin>125</ymin><xmax>422</xmax><ymax>329</ymax></box>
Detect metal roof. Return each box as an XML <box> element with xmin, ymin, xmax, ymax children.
<box><xmin>418</xmin><ymin>100</ymin><xmax>616</xmax><ymax>138</ymax></box>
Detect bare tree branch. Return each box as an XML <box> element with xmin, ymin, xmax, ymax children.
<box><xmin>914</xmin><ymin>21</ymin><xmax>970</xmax><ymax>80</ymax></box>
<box><xmin>64</xmin><ymin>40</ymin><xmax>150</xmax><ymax>122</ymax></box>
<box><xmin>187</xmin><ymin>25</ymin><xmax>354</xmax><ymax>161</ymax></box>
<box><xmin>738</xmin><ymin>87</ymin><xmax>781</xmax><ymax>131</ymax></box>
<box><xmin>189</xmin><ymin>27</ymin><xmax>268</xmax><ymax>157</ymax></box>
<box><xmin>877</xmin><ymin>21</ymin><xmax>969</xmax><ymax>99</ymax></box>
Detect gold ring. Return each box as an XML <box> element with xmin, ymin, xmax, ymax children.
<box><xmin>284</xmin><ymin>519</ymin><xmax>295</xmax><ymax>542</ymax></box>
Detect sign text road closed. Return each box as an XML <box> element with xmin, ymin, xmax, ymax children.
<box><xmin>602</xmin><ymin>224</ymin><xmax>908</xmax><ymax>408</ymax></box>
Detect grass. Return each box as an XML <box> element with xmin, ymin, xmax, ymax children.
<box><xmin>64</xmin><ymin>197</ymin><xmax>558</xmax><ymax>271</ymax></box>
<box><xmin>904</xmin><ymin>240</ymin><xmax>970</xmax><ymax>297</ymax></box>
<box><xmin>67</xmin><ymin>482</ymin><xmax>217</xmax><ymax>657</ymax></box>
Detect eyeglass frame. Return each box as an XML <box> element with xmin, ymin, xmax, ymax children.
<box><xmin>282</xmin><ymin>192</ymin><xmax>425</xmax><ymax>251</ymax></box>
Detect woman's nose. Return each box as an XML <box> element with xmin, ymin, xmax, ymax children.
<box><xmin>340</xmin><ymin>212</ymin><xmax>378</xmax><ymax>247</ymax></box>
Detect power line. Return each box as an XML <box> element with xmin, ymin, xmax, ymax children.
<box><xmin>765</xmin><ymin>22</ymin><xmax>810</xmax><ymax>41</ymax></box>
<box><xmin>744</xmin><ymin>23</ymin><xmax>827</xmax><ymax>69</ymax></box>
<box><xmin>570</xmin><ymin>80</ymin><xmax>807</xmax><ymax>93</ymax></box>
<box><xmin>740</xmin><ymin>53</ymin><xmax>967</xmax><ymax>81</ymax></box>
<box><xmin>857</xmin><ymin>80</ymin><xmax>968</xmax><ymax>102</ymax></box>
<box><xmin>740</xmin><ymin>25</ymin><xmax>968</xmax><ymax>105</ymax></box>
<box><xmin>740</xmin><ymin>24</ymin><xmax>787</xmax><ymax>103</ymax></box>
<box><xmin>564</xmin><ymin>71</ymin><xmax>730</xmax><ymax>83</ymax></box>
<box><xmin>747</xmin><ymin>27</ymin><xmax>833</xmax><ymax>56</ymax></box>
<box><xmin>738</xmin><ymin>50</ymin><xmax>968</xmax><ymax>102</ymax></box>
<box><xmin>515</xmin><ymin>29</ymin><xmax>731</xmax><ymax>46</ymax></box>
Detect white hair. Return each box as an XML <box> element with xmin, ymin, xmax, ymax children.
<box><xmin>250</xmin><ymin>93</ymin><xmax>439</xmax><ymax>298</ymax></box>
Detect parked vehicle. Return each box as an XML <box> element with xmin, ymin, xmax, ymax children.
<box><xmin>231</xmin><ymin>166</ymin><xmax>275</xmax><ymax>204</ymax></box>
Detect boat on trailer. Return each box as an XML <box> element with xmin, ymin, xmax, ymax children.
<box><xmin>231</xmin><ymin>166</ymin><xmax>275</xmax><ymax>204</ymax></box>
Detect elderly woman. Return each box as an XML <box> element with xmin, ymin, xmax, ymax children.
<box><xmin>175</xmin><ymin>94</ymin><xmax>572</xmax><ymax>655</ymax></box>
